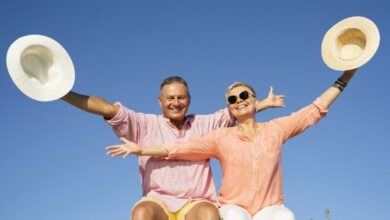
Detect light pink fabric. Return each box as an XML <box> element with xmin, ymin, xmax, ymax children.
<box><xmin>163</xmin><ymin>99</ymin><xmax>328</xmax><ymax>215</ymax></box>
<box><xmin>106</xmin><ymin>103</ymin><xmax>233</xmax><ymax>212</ymax></box>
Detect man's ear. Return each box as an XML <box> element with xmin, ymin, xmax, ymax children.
<box><xmin>158</xmin><ymin>96</ymin><xmax>163</xmax><ymax>108</ymax></box>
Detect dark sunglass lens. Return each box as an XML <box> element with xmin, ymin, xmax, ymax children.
<box><xmin>239</xmin><ymin>91</ymin><xmax>249</xmax><ymax>100</ymax></box>
<box><xmin>227</xmin><ymin>96</ymin><xmax>237</xmax><ymax>104</ymax></box>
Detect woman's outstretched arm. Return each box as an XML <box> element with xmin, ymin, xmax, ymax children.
<box><xmin>106</xmin><ymin>137</ymin><xmax>168</xmax><ymax>158</ymax></box>
<box><xmin>318</xmin><ymin>69</ymin><xmax>357</xmax><ymax>108</ymax></box>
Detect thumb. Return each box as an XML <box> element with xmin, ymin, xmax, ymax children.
<box><xmin>120</xmin><ymin>137</ymin><xmax>130</xmax><ymax>144</ymax></box>
<box><xmin>268</xmin><ymin>86</ymin><xmax>274</xmax><ymax>95</ymax></box>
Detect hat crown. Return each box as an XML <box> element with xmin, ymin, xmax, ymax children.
<box><xmin>21</xmin><ymin>45</ymin><xmax>53</xmax><ymax>84</ymax></box>
<box><xmin>335</xmin><ymin>28</ymin><xmax>366</xmax><ymax>61</ymax></box>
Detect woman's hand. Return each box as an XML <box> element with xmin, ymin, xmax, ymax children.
<box><xmin>262</xmin><ymin>86</ymin><xmax>285</xmax><ymax>108</ymax></box>
<box><xmin>106</xmin><ymin>137</ymin><xmax>142</xmax><ymax>158</ymax></box>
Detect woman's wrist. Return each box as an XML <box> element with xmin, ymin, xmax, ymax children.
<box><xmin>332</xmin><ymin>77</ymin><xmax>348</xmax><ymax>91</ymax></box>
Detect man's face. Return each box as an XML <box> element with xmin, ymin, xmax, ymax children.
<box><xmin>158</xmin><ymin>83</ymin><xmax>190</xmax><ymax>123</ymax></box>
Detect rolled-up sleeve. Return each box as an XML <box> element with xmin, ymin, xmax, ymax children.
<box><xmin>195</xmin><ymin>108</ymin><xmax>235</xmax><ymax>133</ymax></box>
<box><xmin>105</xmin><ymin>102</ymin><xmax>148</xmax><ymax>143</ymax></box>
<box><xmin>211</xmin><ymin>108</ymin><xmax>235</xmax><ymax>128</ymax></box>
<box><xmin>162</xmin><ymin>130</ymin><xmax>220</xmax><ymax>161</ymax></box>
<box><xmin>273</xmin><ymin>98</ymin><xmax>328</xmax><ymax>142</ymax></box>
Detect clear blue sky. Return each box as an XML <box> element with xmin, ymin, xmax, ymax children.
<box><xmin>1</xmin><ymin>1</ymin><xmax>389</xmax><ymax>219</ymax></box>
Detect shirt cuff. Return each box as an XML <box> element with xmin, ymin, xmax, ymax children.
<box><xmin>161</xmin><ymin>143</ymin><xmax>179</xmax><ymax>159</ymax></box>
<box><xmin>312</xmin><ymin>98</ymin><xmax>329</xmax><ymax>114</ymax></box>
<box><xmin>105</xmin><ymin>102</ymin><xmax>124</xmax><ymax>125</ymax></box>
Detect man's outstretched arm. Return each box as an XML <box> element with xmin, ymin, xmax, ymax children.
<box><xmin>61</xmin><ymin>91</ymin><xmax>120</xmax><ymax>119</ymax></box>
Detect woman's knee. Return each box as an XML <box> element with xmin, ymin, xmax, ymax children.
<box><xmin>220</xmin><ymin>205</ymin><xmax>252</xmax><ymax>220</ymax></box>
<box><xmin>273</xmin><ymin>208</ymin><xmax>295</xmax><ymax>220</ymax></box>
<box><xmin>253</xmin><ymin>205</ymin><xmax>295</xmax><ymax>220</ymax></box>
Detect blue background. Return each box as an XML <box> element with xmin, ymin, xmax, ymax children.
<box><xmin>1</xmin><ymin>1</ymin><xmax>389</xmax><ymax>219</ymax></box>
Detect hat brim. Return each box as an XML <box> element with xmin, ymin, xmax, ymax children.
<box><xmin>321</xmin><ymin>16</ymin><xmax>380</xmax><ymax>71</ymax></box>
<box><xmin>6</xmin><ymin>35</ymin><xmax>75</xmax><ymax>102</ymax></box>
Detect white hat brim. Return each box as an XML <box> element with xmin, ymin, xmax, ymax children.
<box><xmin>6</xmin><ymin>35</ymin><xmax>75</xmax><ymax>102</ymax></box>
<box><xmin>321</xmin><ymin>16</ymin><xmax>380</xmax><ymax>71</ymax></box>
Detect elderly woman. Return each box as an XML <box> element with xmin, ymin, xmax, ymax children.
<box><xmin>106</xmin><ymin>69</ymin><xmax>356</xmax><ymax>220</ymax></box>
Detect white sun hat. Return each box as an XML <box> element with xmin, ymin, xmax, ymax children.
<box><xmin>6</xmin><ymin>35</ymin><xmax>75</xmax><ymax>101</ymax></box>
<box><xmin>321</xmin><ymin>16</ymin><xmax>380</xmax><ymax>71</ymax></box>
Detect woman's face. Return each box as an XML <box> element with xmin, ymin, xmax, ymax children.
<box><xmin>226</xmin><ymin>86</ymin><xmax>257</xmax><ymax>121</ymax></box>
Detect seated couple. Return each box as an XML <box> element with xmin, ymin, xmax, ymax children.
<box><xmin>105</xmin><ymin>69</ymin><xmax>356</xmax><ymax>220</ymax></box>
<box><xmin>62</xmin><ymin>75</ymin><xmax>284</xmax><ymax>220</ymax></box>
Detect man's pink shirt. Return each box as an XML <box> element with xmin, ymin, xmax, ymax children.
<box><xmin>106</xmin><ymin>103</ymin><xmax>233</xmax><ymax>212</ymax></box>
<box><xmin>163</xmin><ymin>99</ymin><xmax>328</xmax><ymax>215</ymax></box>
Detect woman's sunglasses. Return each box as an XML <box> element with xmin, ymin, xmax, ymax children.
<box><xmin>227</xmin><ymin>91</ymin><xmax>254</xmax><ymax>104</ymax></box>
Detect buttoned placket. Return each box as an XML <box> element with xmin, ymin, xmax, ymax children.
<box><xmin>165</xmin><ymin>117</ymin><xmax>196</xmax><ymax>199</ymax></box>
<box><xmin>241</xmin><ymin>129</ymin><xmax>264</xmax><ymax>203</ymax></box>
<box><xmin>250</xmin><ymin>140</ymin><xmax>259</xmax><ymax>195</ymax></box>
<box><xmin>182</xmin><ymin>120</ymin><xmax>196</xmax><ymax>199</ymax></box>
<box><xmin>238</xmin><ymin>131</ymin><xmax>261</xmax><ymax>200</ymax></box>
<box><xmin>253</xmin><ymin>133</ymin><xmax>263</xmax><ymax>202</ymax></box>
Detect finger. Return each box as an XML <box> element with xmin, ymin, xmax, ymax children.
<box><xmin>106</xmin><ymin>148</ymin><xmax>117</xmax><ymax>154</ymax></box>
<box><xmin>106</xmin><ymin>150</ymin><xmax>119</xmax><ymax>156</ymax></box>
<box><xmin>110</xmin><ymin>148</ymin><xmax>124</xmax><ymax>154</ymax></box>
<box><xmin>106</xmin><ymin>145</ymin><xmax>122</xmax><ymax>150</ymax></box>
<box><xmin>111</xmin><ymin>150</ymin><xmax>125</xmax><ymax>157</ymax></box>
<box><xmin>107</xmin><ymin>148</ymin><xmax>124</xmax><ymax>156</ymax></box>
<box><xmin>123</xmin><ymin>151</ymin><xmax>131</xmax><ymax>158</ymax></box>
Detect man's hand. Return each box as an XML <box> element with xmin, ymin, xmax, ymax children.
<box><xmin>106</xmin><ymin>137</ymin><xmax>142</xmax><ymax>158</ymax></box>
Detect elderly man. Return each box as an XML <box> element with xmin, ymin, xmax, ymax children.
<box><xmin>61</xmin><ymin>76</ymin><xmax>284</xmax><ymax>220</ymax></box>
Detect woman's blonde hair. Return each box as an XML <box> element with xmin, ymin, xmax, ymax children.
<box><xmin>225</xmin><ymin>82</ymin><xmax>257</xmax><ymax>100</ymax></box>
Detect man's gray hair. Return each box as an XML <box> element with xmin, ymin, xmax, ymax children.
<box><xmin>160</xmin><ymin>76</ymin><xmax>189</xmax><ymax>91</ymax></box>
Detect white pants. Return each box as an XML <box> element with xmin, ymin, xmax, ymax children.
<box><xmin>219</xmin><ymin>204</ymin><xmax>295</xmax><ymax>220</ymax></box>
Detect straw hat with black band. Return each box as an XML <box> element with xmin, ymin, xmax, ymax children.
<box><xmin>321</xmin><ymin>16</ymin><xmax>380</xmax><ymax>71</ymax></box>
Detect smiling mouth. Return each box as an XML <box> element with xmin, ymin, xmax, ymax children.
<box><xmin>236</xmin><ymin>104</ymin><xmax>247</xmax><ymax>110</ymax></box>
<box><xmin>169</xmin><ymin>108</ymin><xmax>184</xmax><ymax>112</ymax></box>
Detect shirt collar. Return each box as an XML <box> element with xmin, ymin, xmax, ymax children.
<box><xmin>162</xmin><ymin>114</ymin><xmax>195</xmax><ymax>129</ymax></box>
